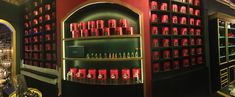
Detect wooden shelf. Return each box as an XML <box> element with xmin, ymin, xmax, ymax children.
<box><xmin>63</xmin><ymin>35</ymin><xmax>141</xmax><ymax>41</ymax></box>
<box><xmin>63</xmin><ymin>57</ymin><xmax>143</xmax><ymax>61</ymax></box>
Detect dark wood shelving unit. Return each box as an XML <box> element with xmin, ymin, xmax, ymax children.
<box><xmin>23</xmin><ymin>0</ymin><xmax>57</xmax><ymax>69</ymax></box>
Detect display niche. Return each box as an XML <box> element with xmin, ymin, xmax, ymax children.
<box><xmin>62</xmin><ymin>3</ymin><xmax>144</xmax><ymax>86</ymax></box>
<box><xmin>149</xmin><ymin>0</ymin><xmax>205</xmax><ymax>80</ymax></box>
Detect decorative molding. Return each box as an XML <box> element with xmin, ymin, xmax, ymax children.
<box><xmin>1</xmin><ymin>0</ymin><xmax>29</xmax><ymax>6</ymax></box>
<box><xmin>217</xmin><ymin>0</ymin><xmax>235</xmax><ymax>9</ymax></box>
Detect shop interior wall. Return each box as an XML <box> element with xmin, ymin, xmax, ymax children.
<box><xmin>0</xmin><ymin>1</ymin><xmax>23</xmax><ymax>74</ymax></box>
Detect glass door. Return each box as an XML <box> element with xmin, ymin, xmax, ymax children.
<box><xmin>219</xmin><ymin>20</ymin><xmax>227</xmax><ymax>64</ymax></box>
<box><xmin>228</xmin><ymin>22</ymin><xmax>235</xmax><ymax>62</ymax></box>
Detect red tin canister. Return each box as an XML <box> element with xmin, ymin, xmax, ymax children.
<box><xmin>173</xmin><ymin>50</ymin><xmax>179</xmax><ymax>58</ymax></box>
<box><xmin>45</xmin><ymin>4</ymin><xmax>51</xmax><ymax>11</ymax></box>
<box><xmin>152</xmin><ymin>27</ymin><xmax>158</xmax><ymax>35</ymax></box>
<box><xmin>180</xmin><ymin>6</ymin><xmax>186</xmax><ymax>13</ymax></box>
<box><xmin>126</xmin><ymin>27</ymin><xmax>134</xmax><ymax>35</ymax></box>
<box><xmin>88</xmin><ymin>21</ymin><xmax>96</xmax><ymax>29</ymax></box>
<box><xmin>195</xmin><ymin>10</ymin><xmax>200</xmax><ymax>16</ymax></box>
<box><xmin>152</xmin><ymin>51</ymin><xmax>160</xmax><ymax>60</ymax></box>
<box><xmin>34</xmin><ymin>10</ymin><xmax>38</xmax><ymax>16</ymax></box>
<box><xmin>132</xmin><ymin>68</ymin><xmax>141</xmax><ymax>79</ymax></box>
<box><xmin>182</xmin><ymin>38</ymin><xmax>188</xmax><ymax>46</ymax></box>
<box><xmin>45</xmin><ymin>24</ymin><xmax>51</xmax><ymax>31</ymax></box>
<box><xmin>110</xmin><ymin>69</ymin><xmax>118</xmax><ymax>80</ymax></box>
<box><xmin>173</xmin><ymin>61</ymin><xmax>180</xmax><ymax>69</ymax></box>
<box><xmin>78</xmin><ymin>22</ymin><xmax>86</xmax><ymax>30</ymax></box>
<box><xmin>163</xmin><ymin>39</ymin><xmax>170</xmax><ymax>47</ymax></box>
<box><xmin>183</xmin><ymin>59</ymin><xmax>189</xmax><ymax>67</ymax></box>
<box><xmin>33</xmin><ymin>27</ymin><xmax>38</xmax><ymax>33</ymax></box>
<box><xmin>116</xmin><ymin>27</ymin><xmax>123</xmax><ymax>35</ymax></box>
<box><xmin>98</xmin><ymin>69</ymin><xmax>107</xmax><ymax>80</ymax></box>
<box><xmin>152</xmin><ymin>39</ymin><xmax>159</xmax><ymax>48</ymax></box>
<box><xmin>33</xmin><ymin>19</ymin><xmax>38</xmax><ymax>25</ymax></box>
<box><xmin>160</xmin><ymin>3</ymin><xmax>168</xmax><ymax>11</ymax></box>
<box><xmin>190</xmin><ymin>39</ymin><xmax>195</xmax><ymax>45</ymax></box>
<box><xmin>103</xmin><ymin>28</ymin><xmax>110</xmax><ymax>36</ymax></box>
<box><xmin>196</xmin><ymin>29</ymin><xmax>201</xmax><ymax>36</ymax></box>
<box><xmin>108</xmin><ymin>19</ymin><xmax>117</xmax><ymax>28</ymax></box>
<box><xmin>151</xmin><ymin>14</ymin><xmax>158</xmax><ymax>23</ymax></box>
<box><xmin>88</xmin><ymin>69</ymin><xmax>96</xmax><ymax>79</ymax></box>
<box><xmin>71</xmin><ymin>31</ymin><xmax>80</xmax><ymax>38</ymax></box>
<box><xmin>190</xmin><ymin>18</ymin><xmax>195</xmax><ymax>25</ymax></box>
<box><xmin>25</xmin><ymin>22</ymin><xmax>29</xmax><ymax>28</ymax></box>
<box><xmin>191</xmin><ymin>48</ymin><xmax>195</xmax><ymax>55</ymax></box>
<box><xmin>153</xmin><ymin>63</ymin><xmax>160</xmax><ymax>72</ymax></box>
<box><xmin>181</xmin><ymin>28</ymin><xmax>188</xmax><ymax>35</ymax></box>
<box><xmin>182</xmin><ymin>49</ymin><xmax>189</xmax><ymax>56</ymax></box>
<box><xmin>172</xmin><ymin>16</ymin><xmax>178</xmax><ymax>24</ymax></box>
<box><xmin>162</xmin><ymin>15</ymin><xmax>169</xmax><ymax>23</ymax></box>
<box><xmin>70</xmin><ymin>23</ymin><xmax>78</xmax><ymax>32</ymax></box>
<box><xmin>188</xmin><ymin>0</ymin><xmax>193</xmax><ymax>4</ymax></box>
<box><xmin>151</xmin><ymin>1</ymin><xmax>158</xmax><ymax>10</ymax></box>
<box><xmin>39</xmin><ymin>16</ymin><xmax>43</xmax><ymax>23</ymax></box>
<box><xmin>189</xmin><ymin>8</ymin><xmax>194</xmax><ymax>15</ymax></box>
<box><xmin>163</xmin><ymin>62</ymin><xmax>170</xmax><ymax>71</ymax></box>
<box><xmin>172</xmin><ymin>4</ymin><xmax>178</xmax><ymax>12</ymax></box>
<box><xmin>180</xmin><ymin>17</ymin><xmax>187</xmax><ymax>24</ymax></box>
<box><xmin>96</xmin><ymin>20</ymin><xmax>104</xmax><ymax>28</ymax></box>
<box><xmin>91</xmin><ymin>28</ymin><xmax>99</xmax><ymax>36</ymax></box>
<box><xmin>80</xmin><ymin>29</ymin><xmax>89</xmax><ymax>37</ymax></box>
<box><xmin>192</xmin><ymin>58</ymin><xmax>196</xmax><ymax>65</ymax></box>
<box><xmin>197</xmin><ymin>57</ymin><xmax>203</xmax><ymax>64</ymax></box>
<box><xmin>196</xmin><ymin>19</ymin><xmax>201</xmax><ymax>26</ymax></box>
<box><xmin>197</xmin><ymin>48</ymin><xmax>202</xmax><ymax>54</ymax></box>
<box><xmin>163</xmin><ymin>50</ymin><xmax>170</xmax><ymax>59</ymax></box>
<box><xmin>173</xmin><ymin>27</ymin><xmax>178</xmax><ymax>35</ymax></box>
<box><xmin>173</xmin><ymin>39</ymin><xmax>179</xmax><ymax>46</ymax></box>
<box><xmin>194</xmin><ymin>0</ymin><xmax>200</xmax><ymax>6</ymax></box>
<box><xmin>119</xmin><ymin>19</ymin><xmax>128</xmax><ymax>28</ymax></box>
<box><xmin>122</xmin><ymin>69</ymin><xmax>130</xmax><ymax>80</ymax></box>
<box><xmin>45</xmin><ymin>14</ymin><xmax>50</xmax><ymax>21</ymax></box>
<box><xmin>196</xmin><ymin>38</ymin><xmax>202</xmax><ymax>45</ymax></box>
<box><xmin>39</xmin><ymin>7</ymin><xmax>43</xmax><ymax>14</ymax></box>
<box><xmin>34</xmin><ymin>1</ymin><xmax>38</xmax><ymax>7</ymax></box>
<box><xmin>190</xmin><ymin>28</ymin><xmax>194</xmax><ymax>35</ymax></box>
<box><xmin>162</xmin><ymin>27</ymin><xmax>169</xmax><ymax>35</ymax></box>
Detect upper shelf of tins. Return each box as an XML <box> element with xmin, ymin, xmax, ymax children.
<box><xmin>149</xmin><ymin>0</ymin><xmax>204</xmax><ymax>79</ymax></box>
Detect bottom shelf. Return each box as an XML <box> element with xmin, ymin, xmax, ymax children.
<box><xmin>66</xmin><ymin>78</ymin><xmax>142</xmax><ymax>85</ymax></box>
<box><xmin>62</xmin><ymin>80</ymin><xmax>143</xmax><ymax>97</ymax></box>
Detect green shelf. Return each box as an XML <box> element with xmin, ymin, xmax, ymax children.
<box><xmin>63</xmin><ymin>35</ymin><xmax>141</xmax><ymax>41</ymax></box>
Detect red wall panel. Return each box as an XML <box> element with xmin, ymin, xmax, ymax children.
<box><xmin>56</xmin><ymin>0</ymin><xmax>151</xmax><ymax>97</ymax></box>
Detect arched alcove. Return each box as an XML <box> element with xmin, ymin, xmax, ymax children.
<box><xmin>0</xmin><ymin>19</ymin><xmax>16</xmax><ymax>78</ymax></box>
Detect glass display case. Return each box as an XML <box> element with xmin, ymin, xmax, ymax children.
<box><xmin>209</xmin><ymin>12</ymin><xmax>235</xmax><ymax>92</ymax></box>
